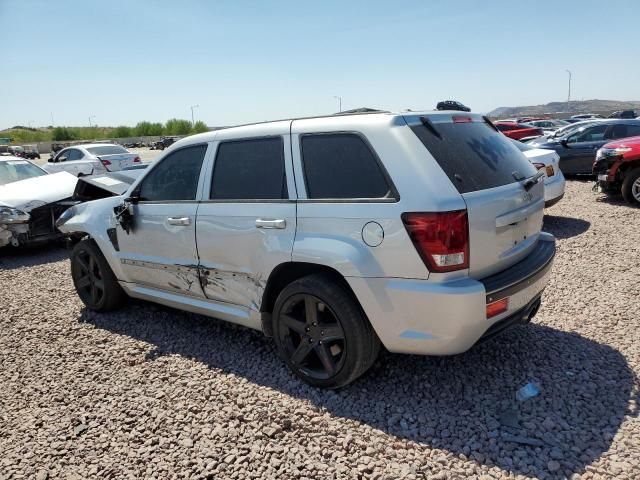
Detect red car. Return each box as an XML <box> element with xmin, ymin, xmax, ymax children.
<box><xmin>593</xmin><ymin>135</ymin><xmax>640</xmax><ymax>205</ymax></box>
<box><xmin>494</xmin><ymin>121</ymin><xmax>543</xmax><ymax>141</ymax></box>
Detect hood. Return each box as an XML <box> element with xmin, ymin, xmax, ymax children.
<box><xmin>601</xmin><ymin>135</ymin><xmax>640</xmax><ymax>150</ymax></box>
<box><xmin>0</xmin><ymin>171</ymin><xmax>78</xmax><ymax>211</ymax></box>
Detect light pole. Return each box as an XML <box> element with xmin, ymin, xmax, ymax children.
<box><xmin>190</xmin><ymin>105</ymin><xmax>199</xmax><ymax>126</ymax></box>
<box><xmin>565</xmin><ymin>69</ymin><xmax>572</xmax><ymax>113</ymax></box>
<box><xmin>333</xmin><ymin>96</ymin><xmax>342</xmax><ymax>113</ymax></box>
<box><xmin>50</xmin><ymin>112</ymin><xmax>54</xmax><ymax>127</ymax></box>
<box><xmin>89</xmin><ymin>115</ymin><xmax>96</xmax><ymax>127</ymax></box>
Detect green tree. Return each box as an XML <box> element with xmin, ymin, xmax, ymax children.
<box><xmin>134</xmin><ymin>121</ymin><xmax>152</xmax><ymax>136</ymax></box>
<box><xmin>165</xmin><ymin>118</ymin><xmax>193</xmax><ymax>135</ymax></box>
<box><xmin>148</xmin><ymin>122</ymin><xmax>164</xmax><ymax>136</ymax></box>
<box><xmin>113</xmin><ymin>125</ymin><xmax>133</xmax><ymax>138</ymax></box>
<box><xmin>51</xmin><ymin>127</ymin><xmax>77</xmax><ymax>141</ymax></box>
<box><xmin>192</xmin><ymin>120</ymin><xmax>209</xmax><ymax>133</ymax></box>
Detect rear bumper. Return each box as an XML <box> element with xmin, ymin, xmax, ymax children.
<box><xmin>347</xmin><ymin>234</ymin><xmax>556</xmax><ymax>355</ymax></box>
<box><xmin>544</xmin><ymin>174</ymin><xmax>565</xmax><ymax>206</ymax></box>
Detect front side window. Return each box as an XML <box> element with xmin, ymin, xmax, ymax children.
<box><xmin>301</xmin><ymin>133</ymin><xmax>392</xmax><ymax>199</ymax></box>
<box><xmin>210</xmin><ymin>137</ymin><xmax>287</xmax><ymax>200</ymax></box>
<box><xmin>567</xmin><ymin>125</ymin><xmax>607</xmax><ymax>143</ymax></box>
<box><xmin>66</xmin><ymin>149</ymin><xmax>84</xmax><ymax>161</ymax></box>
<box><xmin>138</xmin><ymin>144</ymin><xmax>207</xmax><ymax>201</ymax></box>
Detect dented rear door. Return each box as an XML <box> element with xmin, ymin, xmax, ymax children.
<box><xmin>195</xmin><ymin>122</ymin><xmax>297</xmax><ymax>312</ymax></box>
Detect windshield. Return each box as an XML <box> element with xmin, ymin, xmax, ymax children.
<box><xmin>551</xmin><ymin>121</ymin><xmax>596</xmax><ymax>138</ymax></box>
<box><xmin>86</xmin><ymin>145</ymin><xmax>128</xmax><ymax>155</ymax></box>
<box><xmin>0</xmin><ymin>160</ymin><xmax>47</xmax><ymax>185</ymax></box>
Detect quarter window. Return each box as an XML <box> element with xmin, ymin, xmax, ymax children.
<box><xmin>138</xmin><ymin>144</ymin><xmax>207</xmax><ymax>201</ymax></box>
<box><xmin>301</xmin><ymin>133</ymin><xmax>392</xmax><ymax>199</ymax></box>
<box><xmin>210</xmin><ymin>137</ymin><xmax>287</xmax><ymax>200</ymax></box>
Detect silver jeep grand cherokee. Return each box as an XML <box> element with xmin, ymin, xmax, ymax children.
<box><xmin>58</xmin><ymin>111</ymin><xmax>555</xmax><ymax>388</ymax></box>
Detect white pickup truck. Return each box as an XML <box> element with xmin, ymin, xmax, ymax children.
<box><xmin>44</xmin><ymin>143</ymin><xmax>141</xmax><ymax>177</ymax></box>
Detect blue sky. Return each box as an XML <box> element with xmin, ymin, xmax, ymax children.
<box><xmin>2</xmin><ymin>0</ymin><xmax>639</xmax><ymax>128</ymax></box>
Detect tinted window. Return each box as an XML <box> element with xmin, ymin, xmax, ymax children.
<box><xmin>64</xmin><ymin>149</ymin><xmax>83</xmax><ymax>161</ymax></box>
<box><xmin>86</xmin><ymin>145</ymin><xmax>128</xmax><ymax>155</ymax></box>
<box><xmin>301</xmin><ymin>134</ymin><xmax>392</xmax><ymax>199</ymax></box>
<box><xmin>625</xmin><ymin>125</ymin><xmax>640</xmax><ymax>137</ymax></box>
<box><xmin>138</xmin><ymin>144</ymin><xmax>206</xmax><ymax>201</ymax></box>
<box><xmin>210</xmin><ymin>137</ymin><xmax>286</xmax><ymax>200</ymax></box>
<box><xmin>409</xmin><ymin>119</ymin><xmax>537</xmax><ymax>194</ymax></box>
<box><xmin>568</xmin><ymin>124</ymin><xmax>607</xmax><ymax>143</ymax></box>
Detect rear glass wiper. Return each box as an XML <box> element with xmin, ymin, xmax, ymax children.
<box><xmin>419</xmin><ymin>116</ymin><xmax>442</xmax><ymax>139</ymax></box>
<box><xmin>521</xmin><ymin>170</ymin><xmax>545</xmax><ymax>191</ymax></box>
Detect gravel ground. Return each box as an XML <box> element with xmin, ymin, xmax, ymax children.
<box><xmin>1</xmin><ymin>180</ymin><xmax>639</xmax><ymax>479</ymax></box>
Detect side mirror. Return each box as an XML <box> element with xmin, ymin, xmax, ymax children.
<box><xmin>560</xmin><ymin>139</ymin><xmax>569</xmax><ymax>148</ymax></box>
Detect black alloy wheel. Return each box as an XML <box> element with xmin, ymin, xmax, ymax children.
<box><xmin>278</xmin><ymin>293</ymin><xmax>346</xmax><ymax>380</ymax></box>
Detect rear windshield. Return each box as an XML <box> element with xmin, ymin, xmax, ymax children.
<box><xmin>0</xmin><ymin>160</ymin><xmax>47</xmax><ymax>185</ymax></box>
<box><xmin>409</xmin><ymin>119</ymin><xmax>537</xmax><ymax>194</ymax></box>
<box><xmin>86</xmin><ymin>145</ymin><xmax>128</xmax><ymax>155</ymax></box>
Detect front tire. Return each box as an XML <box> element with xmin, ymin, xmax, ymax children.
<box><xmin>621</xmin><ymin>168</ymin><xmax>640</xmax><ymax>205</ymax></box>
<box><xmin>272</xmin><ymin>274</ymin><xmax>380</xmax><ymax>389</ymax></box>
<box><xmin>71</xmin><ymin>240</ymin><xmax>127</xmax><ymax>311</ymax></box>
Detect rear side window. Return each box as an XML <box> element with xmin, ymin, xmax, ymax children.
<box><xmin>211</xmin><ymin>137</ymin><xmax>286</xmax><ymax>200</ymax></box>
<box><xmin>138</xmin><ymin>144</ymin><xmax>206</xmax><ymax>201</ymax></box>
<box><xmin>86</xmin><ymin>145</ymin><xmax>128</xmax><ymax>155</ymax></box>
<box><xmin>301</xmin><ymin>133</ymin><xmax>392</xmax><ymax>199</ymax></box>
<box><xmin>409</xmin><ymin>119</ymin><xmax>537</xmax><ymax>194</ymax></box>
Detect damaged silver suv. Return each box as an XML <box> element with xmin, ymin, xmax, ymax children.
<box><xmin>58</xmin><ymin>111</ymin><xmax>555</xmax><ymax>388</ymax></box>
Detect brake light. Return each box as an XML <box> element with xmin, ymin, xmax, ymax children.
<box><xmin>100</xmin><ymin>159</ymin><xmax>112</xmax><ymax>166</ymax></box>
<box><xmin>452</xmin><ymin>115</ymin><xmax>472</xmax><ymax>123</ymax></box>
<box><xmin>401</xmin><ymin>211</ymin><xmax>469</xmax><ymax>273</ymax></box>
<box><xmin>133</xmin><ymin>156</ymin><xmax>141</xmax><ymax>163</ymax></box>
<box><xmin>532</xmin><ymin>162</ymin><xmax>545</xmax><ymax>170</ymax></box>
<box><xmin>486</xmin><ymin>298</ymin><xmax>509</xmax><ymax>318</ymax></box>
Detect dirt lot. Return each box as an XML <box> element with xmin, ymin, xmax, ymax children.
<box><xmin>1</xmin><ymin>180</ymin><xmax>639</xmax><ymax>479</ymax></box>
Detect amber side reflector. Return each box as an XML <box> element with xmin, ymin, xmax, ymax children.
<box><xmin>486</xmin><ymin>298</ymin><xmax>509</xmax><ymax>319</ymax></box>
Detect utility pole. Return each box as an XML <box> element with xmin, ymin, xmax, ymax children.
<box><xmin>89</xmin><ymin>115</ymin><xmax>96</xmax><ymax>127</ymax></box>
<box><xmin>565</xmin><ymin>70</ymin><xmax>572</xmax><ymax>113</ymax></box>
<box><xmin>190</xmin><ymin>105</ymin><xmax>199</xmax><ymax>126</ymax></box>
<box><xmin>50</xmin><ymin>112</ymin><xmax>54</xmax><ymax>127</ymax></box>
<box><xmin>333</xmin><ymin>96</ymin><xmax>342</xmax><ymax>113</ymax></box>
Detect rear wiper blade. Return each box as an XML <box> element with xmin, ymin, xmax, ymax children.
<box><xmin>521</xmin><ymin>170</ymin><xmax>545</xmax><ymax>191</ymax></box>
<box><xmin>419</xmin><ymin>116</ymin><xmax>442</xmax><ymax>139</ymax></box>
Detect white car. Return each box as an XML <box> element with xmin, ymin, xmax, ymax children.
<box><xmin>512</xmin><ymin>140</ymin><xmax>565</xmax><ymax>207</ymax></box>
<box><xmin>44</xmin><ymin>143</ymin><xmax>141</xmax><ymax>177</ymax></box>
<box><xmin>0</xmin><ymin>156</ymin><xmax>78</xmax><ymax>247</ymax></box>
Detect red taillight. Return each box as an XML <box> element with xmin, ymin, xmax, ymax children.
<box><xmin>100</xmin><ymin>159</ymin><xmax>111</xmax><ymax>166</ymax></box>
<box><xmin>133</xmin><ymin>156</ymin><xmax>141</xmax><ymax>163</ymax></box>
<box><xmin>486</xmin><ymin>298</ymin><xmax>509</xmax><ymax>318</ymax></box>
<box><xmin>452</xmin><ymin>115</ymin><xmax>472</xmax><ymax>123</ymax></box>
<box><xmin>401</xmin><ymin>210</ymin><xmax>469</xmax><ymax>273</ymax></box>
<box><xmin>532</xmin><ymin>162</ymin><xmax>545</xmax><ymax>170</ymax></box>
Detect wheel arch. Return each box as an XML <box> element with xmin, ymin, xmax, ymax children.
<box><xmin>260</xmin><ymin>261</ymin><xmax>363</xmax><ymax>337</ymax></box>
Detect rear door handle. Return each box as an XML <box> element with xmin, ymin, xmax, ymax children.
<box><xmin>255</xmin><ymin>218</ymin><xmax>286</xmax><ymax>229</ymax></box>
<box><xmin>167</xmin><ymin>216</ymin><xmax>191</xmax><ymax>226</ymax></box>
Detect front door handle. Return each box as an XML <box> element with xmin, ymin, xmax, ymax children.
<box><xmin>255</xmin><ymin>218</ymin><xmax>286</xmax><ymax>229</ymax></box>
<box><xmin>167</xmin><ymin>216</ymin><xmax>191</xmax><ymax>226</ymax></box>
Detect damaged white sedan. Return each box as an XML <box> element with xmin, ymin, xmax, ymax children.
<box><xmin>0</xmin><ymin>156</ymin><xmax>78</xmax><ymax>247</ymax></box>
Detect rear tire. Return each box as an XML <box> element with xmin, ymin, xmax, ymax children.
<box><xmin>621</xmin><ymin>168</ymin><xmax>640</xmax><ymax>205</ymax></box>
<box><xmin>71</xmin><ymin>239</ymin><xmax>127</xmax><ymax>311</ymax></box>
<box><xmin>272</xmin><ymin>273</ymin><xmax>380</xmax><ymax>389</ymax></box>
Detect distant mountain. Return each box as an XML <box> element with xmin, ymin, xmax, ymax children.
<box><xmin>488</xmin><ymin>99</ymin><xmax>640</xmax><ymax>118</ymax></box>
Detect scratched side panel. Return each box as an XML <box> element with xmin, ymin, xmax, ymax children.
<box><xmin>195</xmin><ymin>203</ymin><xmax>296</xmax><ymax>312</ymax></box>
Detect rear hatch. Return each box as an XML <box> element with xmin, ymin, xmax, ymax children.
<box><xmin>405</xmin><ymin>113</ymin><xmax>544</xmax><ymax>278</ymax></box>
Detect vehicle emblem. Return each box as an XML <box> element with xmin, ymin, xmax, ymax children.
<box><xmin>522</xmin><ymin>191</ymin><xmax>533</xmax><ymax>202</ymax></box>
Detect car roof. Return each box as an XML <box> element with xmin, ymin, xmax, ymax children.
<box><xmin>171</xmin><ymin>110</ymin><xmax>485</xmax><ymax>147</ymax></box>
